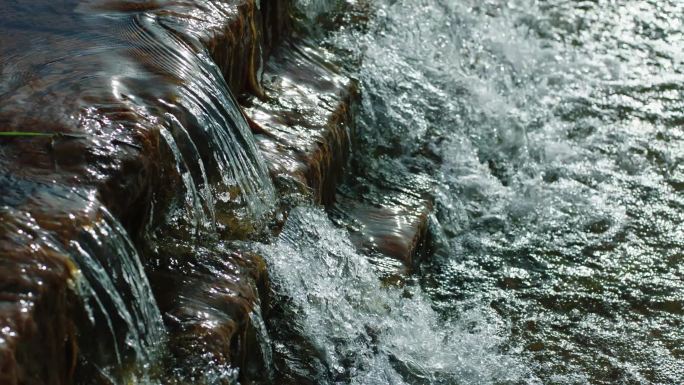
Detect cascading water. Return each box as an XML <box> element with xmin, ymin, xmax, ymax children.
<box><xmin>69</xmin><ymin>201</ymin><xmax>166</xmax><ymax>384</ymax></box>
<box><xmin>257</xmin><ymin>207</ymin><xmax>523</xmax><ymax>384</ymax></box>
<box><xmin>0</xmin><ymin>178</ymin><xmax>166</xmax><ymax>384</ymax></box>
<box><xmin>116</xmin><ymin>9</ymin><xmax>277</xmax><ymax>232</ymax></box>
<box><xmin>0</xmin><ymin>1</ymin><xmax>279</xmax><ymax>383</ymax></box>
<box><xmin>1</xmin><ymin>0</ymin><xmax>682</xmax><ymax>383</ymax></box>
<box><xmin>261</xmin><ymin>0</ymin><xmax>684</xmax><ymax>384</ymax></box>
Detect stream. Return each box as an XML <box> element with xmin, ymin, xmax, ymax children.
<box><xmin>259</xmin><ymin>0</ymin><xmax>684</xmax><ymax>384</ymax></box>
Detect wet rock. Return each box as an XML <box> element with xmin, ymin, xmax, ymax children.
<box><xmin>152</xmin><ymin>0</ymin><xmax>292</xmax><ymax>98</ymax></box>
<box><xmin>0</xmin><ymin>0</ymin><xmax>433</xmax><ymax>382</ymax></box>
<box><xmin>0</xmin><ymin>198</ymin><xmax>76</xmax><ymax>385</ymax></box>
<box><xmin>245</xmin><ymin>3</ymin><xmax>434</xmax><ymax>274</ymax></box>
<box><xmin>326</xmin><ymin>115</ymin><xmax>438</xmax><ymax>273</ymax></box>
<box><xmin>147</xmin><ymin>241</ymin><xmax>270</xmax><ymax>384</ymax></box>
<box><xmin>243</xmin><ymin>40</ymin><xmax>358</xmax><ymax>207</ymax></box>
<box><xmin>334</xmin><ymin>189</ymin><xmax>432</xmax><ymax>267</ymax></box>
<box><xmin>0</xmin><ymin>0</ymin><xmax>291</xmax><ymax>382</ymax></box>
<box><xmin>330</xmin><ymin>170</ymin><xmax>434</xmax><ymax>275</ymax></box>
<box><xmin>0</xmin><ymin>0</ymin><xmax>280</xmax><ymax>237</ymax></box>
<box><xmin>0</xmin><ymin>177</ymin><xmax>164</xmax><ymax>385</ymax></box>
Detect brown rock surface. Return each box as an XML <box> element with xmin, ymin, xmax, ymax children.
<box><xmin>334</xmin><ymin>187</ymin><xmax>433</xmax><ymax>267</ymax></box>
<box><xmin>0</xmin><ymin>177</ymin><xmax>164</xmax><ymax>385</ymax></box>
<box><xmin>330</xmin><ymin>170</ymin><xmax>434</xmax><ymax>279</ymax></box>
<box><xmin>244</xmin><ymin>40</ymin><xmax>358</xmax><ymax>207</ymax></box>
<box><xmin>0</xmin><ymin>0</ymin><xmax>434</xmax><ymax>382</ymax></box>
<box><xmin>0</xmin><ymin>0</ymin><xmax>290</xmax><ymax>383</ymax></box>
<box><xmin>147</xmin><ymin>242</ymin><xmax>270</xmax><ymax>384</ymax></box>
<box><xmin>0</xmin><ymin>183</ymin><xmax>77</xmax><ymax>385</ymax></box>
<box><xmin>149</xmin><ymin>35</ymin><xmax>361</xmax><ymax>383</ymax></box>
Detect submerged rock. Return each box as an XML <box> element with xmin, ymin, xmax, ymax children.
<box><xmin>0</xmin><ymin>182</ymin><xmax>77</xmax><ymax>385</ymax></box>
<box><xmin>332</xmin><ymin>179</ymin><xmax>433</xmax><ymax>269</ymax></box>
<box><xmin>0</xmin><ymin>0</ymin><xmax>435</xmax><ymax>382</ymax></box>
<box><xmin>330</xmin><ymin>164</ymin><xmax>435</xmax><ymax>282</ymax></box>
<box><xmin>147</xmin><ymin>243</ymin><xmax>270</xmax><ymax>384</ymax></box>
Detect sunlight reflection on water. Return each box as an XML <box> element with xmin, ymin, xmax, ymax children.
<box><xmin>282</xmin><ymin>0</ymin><xmax>684</xmax><ymax>383</ymax></box>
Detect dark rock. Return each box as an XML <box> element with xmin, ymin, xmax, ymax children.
<box><xmin>330</xmin><ymin>170</ymin><xmax>434</xmax><ymax>278</ymax></box>
<box><xmin>0</xmin><ymin>200</ymin><xmax>76</xmax><ymax>385</ymax></box>
<box><xmin>334</xmin><ymin>188</ymin><xmax>432</xmax><ymax>266</ymax></box>
<box><xmin>0</xmin><ymin>176</ymin><xmax>163</xmax><ymax>385</ymax></box>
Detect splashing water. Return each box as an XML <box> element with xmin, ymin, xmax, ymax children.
<box><xmin>272</xmin><ymin>0</ymin><xmax>684</xmax><ymax>383</ymax></box>
<box><xmin>259</xmin><ymin>207</ymin><xmax>523</xmax><ymax>384</ymax></box>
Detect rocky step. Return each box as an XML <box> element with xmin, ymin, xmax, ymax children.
<box><xmin>146</xmin><ymin>241</ymin><xmax>271</xmax><ymax>384</ymax></box>
<box><xmin>0</xmin><ymin>176</ymin><xmax>167</xmax><ymax>385</ymax></box>
<box><xmin>146</xmin><ymin>37</ymin><xmax>360</xmax><ymax>383</ymax></box>
<box><xmin>242</xmin><ymin>2</ymin><xmax>434</xmax><ymax>274</ymax></box>
<box><xmin>330</xmin><ymin>167</ymin><xmax>435</xmax><ymax>281</ymax></box>
<box><xmin>332</xmin><ymin>185</ymin><xmax>433</xmax><ymax>268</ymax></box>
<box><xmin>0</xmin><ymin>0</ymin><xmax>292</xmax><ymax>383</ymax></box>
<box><xmin>0</xmin><ymin>178</ymin><xmax>79</xmax><ymax>385</ymax></box>
<box><xmin>243</xmin><ymin>39</ymin><xmax>358</xmax><ymax>208</ymax></box>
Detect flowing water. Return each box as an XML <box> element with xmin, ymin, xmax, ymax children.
<box><xmin>0</xmin><ymin>178</ymin><xmax>166</xmax><ymax>384</ymax></box>
<box><xmin>0</xmin><ymin>1</ymin><xmax>277</xmax><ymax>383</ymax></box>
<box><xmin>259</xmin><ymin>0</ymin><xmax>684</xmax><ymax>384</ymax></box>
<box><xmin>258</xmin><ymin>207</ymin><xmax>523</xmax><ymax>384</ymax></box>
<box><xmin>70</xmin><ymin>202</ymin><xmax>166</xmax><ymax>384</ymax></box>
<box><xmin>1</xmin><ymin>0</ymin><xmax>682</xmax><ymax>384</ymax></box>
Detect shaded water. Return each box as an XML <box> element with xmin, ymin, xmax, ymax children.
<box><xmin>70</xmin><ymin>202</ymin><xmax>166</xmax><ymax>383</ymax></box>
<box><xmin>0</xmin><ymin>0</ymin><xmax>276</xmax><ymax>234</ymax></box>
<box><xmin>261</xmin><ymin>0</ymin><xmax>684</xmax><ymax>384</ymax></box>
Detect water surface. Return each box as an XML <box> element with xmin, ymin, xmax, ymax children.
<box><xmin>264</xmin><ymin>1</ymin><xmax>684</xmax><ymax>383</ymax></box>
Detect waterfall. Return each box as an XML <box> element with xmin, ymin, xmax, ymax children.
<box><xmin>114</xmin><ymin>11</ymin><xmax>278</xmax><ymax>231</ymax></box>
<box><xmin>0</xmin><ymin>178</ymin><xmax>166</xmax><ymax>384</ymax></box>
<box><xmin>69</xmin><ymin>204</ymin><xmax>165</xmax><ymax>383</ymax></box>
<box><xmin>2</xmin><ymin>0</ymin><xmax>682</xmax><ymax>383</ymax></box>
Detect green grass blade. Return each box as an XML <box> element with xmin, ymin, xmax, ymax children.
<box><xmin>0</xmin><ymin>131</ymin><xmax>53</xmax><ymax>137</ymax></box>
